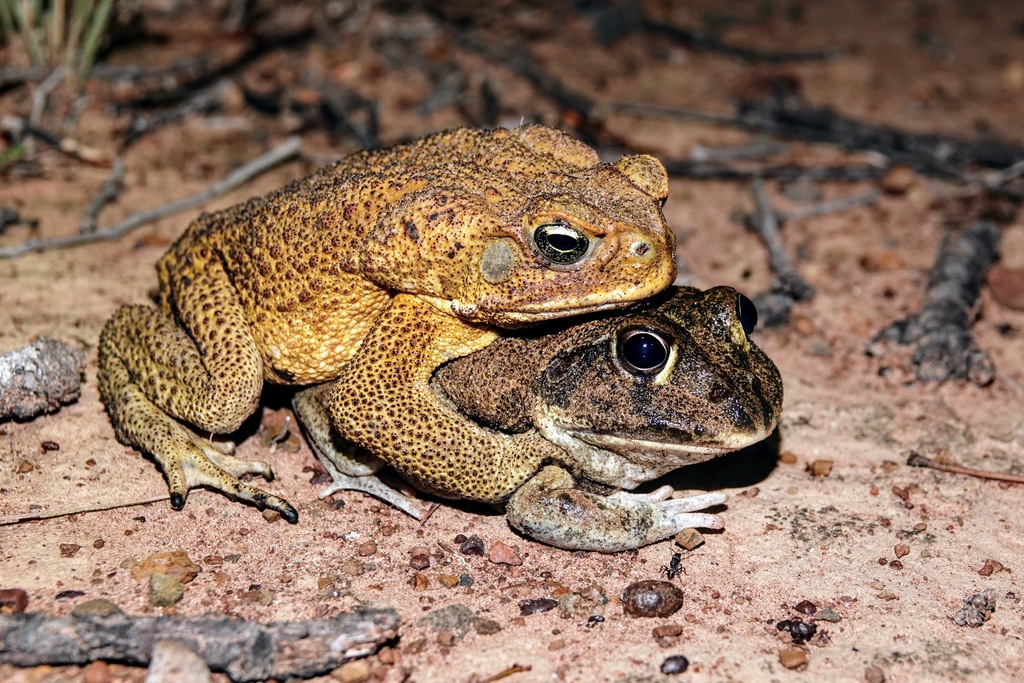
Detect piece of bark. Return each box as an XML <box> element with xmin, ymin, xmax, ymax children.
<box><xmin>0</xmin><ymin>610</ymin><xmax>398</xmax><ymax>682</ymax></box>
<box><xmin>0</xmin><ymin>338</ymin><xmax>85</xmax><ymax>420</ymax></box>
<box><xmin>867</xmin><ymin>221</ymin><xmax>1001</xmax><ymax>384</ymax></box>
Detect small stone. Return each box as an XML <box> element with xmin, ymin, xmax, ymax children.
<box><xmin>779</xmin><ymin>648</ymin><xmax>809</xmax><ymax>669</ymax></box>
<box><xmin>548</xmin><ymin>638</ymin><xmax>566</xmax><ymax>651</ymax></box>
<box><xmin>653</xmin><ymin>624</ymin><xmax>683</xmax><ymax>638</ymax></box>
<box><xmin>0</xmin><ymin>588</ymin><xmax>29</xmax><ymax>614</ymax></box>
<box><xmin>814</xmin><ymin>606</ymin><xmax>842</xmax><ymax>622</ymax></box>
<box><xmin>339</xmin><ymin>557</ymin><xmax>365</xmax><ymax>577</ymax></box>
<box><xmin>859</xmin><ymin>249</ymin><xmax>906</xmax><ymax>272</ymax></box>
<box><xmin>519</xmin><ymin>598</ymin><xmax>558</xmax><ymax>616</ymax></box>
<box><xmin>793</xmin><ymin>600</ymin><xmax>817</xmax><ymax>615</ymax></box>
<box><xmin>660</xmin><ymin>655</ymin><xmax>689</xmax><ymax>674</ymax></box>
<box><xmin>437</xmin><ymin>574</ymin><xmax>460</xmax><ymax>588</ymax></box>
<box><xmin>331</xmin><ymin>659</ymin><xmax>371</xmax><ymax>683</ymax></box>
<box><xmin>357</xmin><ymin>541</ymin><xmax>377</xmax><ymax>557</ymax></box>
<box><xmin>894</xmin><ymin>544</ymin><xmax>910</xmax><ymax>559</ymax></box>
<box><xmin>459</xmin><ymin>534</ymin><xmax>485</xmax><ymax>556</ymax></box>
<box><xmin>979</xmin><ymin>559</ymin><xmax>1004</xmax><ymax>576</ymax></box>
<box><xmin>148</xmin><ymin>639</ymin><xmax>210</xmax><ymax>683</ymax></box>
<box><xmin>622</xmin><ymin>580</ymin><xmax>685</xmax><ymax>618</ymax></box>
<box><xmin>71</xmin><ymin>598</ymin><xmax>123</xmax><ymax>617</ymax></box>
<box><xmin>408</xmin><ymin>572</ymin><xmax>428</xmax><ymax>591</ymax></box>
<box><xmin>879</xmin><ymin>165</ymin><xmax>916</xmax><ymax>194</ymax></box>
<box><xmin>674</xmin><ymin>528</ymin><xmax>705</xmax><ymax>550</ymax></box>
<box><xmin>149</xmin><ymin>572</ymin><xmax>185</xmax><ymax>607</ymax></box>
<box><xmin>488</xmin><ymin>540</ymin><xmax>523</xmax><ymax>565</ymax></box>
<box><xmin>806</xmin><ymin>459</ymin><xmax>833</xmax><ymax>477</ymax></box>
<box><xmin>59</xmin><ymin>543</ymin><xmax>81</xmax><ymax>558</ymax></box>
<box><xmin>458</xmin><ymin>573</ymin><xmax>474</xmax><ymax>587</ymax></box>
<box><xmin>865</xmin><ymin>664</ymin><xmax>886</xmax><ymax>683</ymax></box>
<box><xmin>988</xmin><ymin>264</ymin><xmax>1024</xmax><ymax>311</ymax></box>
<box><xmin>418</xmin><ymin>604</ymin><xmax>477</xmax><ymax>642</ymax></box>
<box><xmin>556</xmin><ymin>584</ymin><xmax>608</xmax><ymax>619</ymax></box>
<box><xmin>409</xmin><ymin>546</ymin><xmax>431</xmax><ymax>570</ymax></box>
<box><xmin>131</xmin><ymin>550</ymin><xmax>200</xmax><ymax>584</ymax></box>
<box><xmin>16</xmin><ymin>460</ymin><xmax>33</xmax><ymax>473</ymax></box>
<box><xmin>778</xmin><ymin>451</ymin><xmax>798</xmax><ymax>465</ymax></box>
<box><xmin>473</xmin><ymin>617</ymin><xmax>502</xmax><ymax>635</ymax></box>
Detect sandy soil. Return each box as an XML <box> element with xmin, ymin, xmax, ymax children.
<box><xmin>2</xmin><ymin>2</ymin><xmax>1024</xmax><ymax>681</ymax></box>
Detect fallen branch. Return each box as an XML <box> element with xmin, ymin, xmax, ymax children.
<box><xmin>866</xmin><ymin>221</ymin><xmax>1001</xmax><ymax>385</ymax></box>
<box><xmin>640</xmin><ymin>17</ymin><xmax>841</xmax><ymax>64</ymax></box>
<box><xmin>778</xmin><ymin>190</ymin><xmax>880</xmax><ymax>221</ymax></box>
<box><xmin>907</xmin><ymin>452</ymin><xmax>1024</xmax><ymax>484</ymax></box>
<box><xmin>78</xmin><ymin>158</ymin><xmax>125</xmax><ymax>234</ymax></box>
<box><xmin>0</xmin><ymin>610</ymin><xmax>399</xmax><ymax>682</ymax></box>
<box><xmin>0</xmin><ymin>136</ymin><xmax>301</xmax><ymax>259</ymax></box>
<box><xmin>746</xmin><ymin>179</ymin><xmax>816</xmax><ymax>326</ymax></box>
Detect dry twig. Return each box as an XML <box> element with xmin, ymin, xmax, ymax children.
<box><xmin>907</xmin><ymin>452</ymin><xmax>1024</xmax><ymax>484</ymax></box>
<box><xmin>0</xmin><ymin>136</ymin><xmax>301</xmax><ymax>259</ymax></box>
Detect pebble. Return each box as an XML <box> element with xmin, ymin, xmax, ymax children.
<box><xmin>519</xmin><ymin>598</ymin><xmax>557</xmax><ymax>616</ymax></box>
<box><xmin>673</xmin><ymin>528</ymin><xmax>704</xmax><ymax>550</ymax></box>
<box><xmin>814</xmin><ymin>606</ymin><xmax>842</xmax><ymax>622</ymax></box>
<box><xmin>487</xmin><ymin>540</ymin><xmax>523</xmax><ymax>565</ymax></box>
<box><xmin>409</xmin><ymin>546</ymin><xmax>431</xmax><ymax>570</ymax></box>
<box><xmin>418</xmin><ymin>604</ymin><xmax>477</xmax><ymax>642</ymax></box>
<box><xmin>621</xmin><ymin>580</ymin><xmax>684</xmax><ymax>618</ymax></box>
<box><xmin>357</xmin><ymin>541</ymin><xmax>377</xmax><ymax>557</ymax></box>
<box><xmin>71</xmin><ymin>598</ymin><xmax>123</xmax><ymax>617</ymax></box>
<box><xmin>660</xmin><ymin>655</ymin><xmax>689</xmax><ymax>674</ymax></box>
<box><xmin>459</xmin><ymin>534</ymin><xmax>485</xmax><ymax>556</ymax></box>
<box><xmin>778</xmin><ymin>647</ymin><xmax>809</xmax><ymax>669</ymax></box>
<box><xmin>331</xmin><ymin>659</ymin><xmax>371</xmax><ymax>683</ymax></box>
<box><xmin>458</xmin><ymin>573</ymin><xmax>474</xmax><ymax>587</ymax></box>
<box><xmin>147</xmin><ymin>638</ymin><xmax>210</xmax><ymax>682</ymax></box>
<box><xmin>0</xmin><ymin>588</ymin><xmax>29</xmax><ymax>614</ymax></box>
<box><xmin>988</xmin><ymin>265</ymin><xmax>1024</xmax><ymax>311</ymax></box>
<box><xmin>437</xmin><ymin>574</ymin><xmax>460</xmax><ymax>588</ymax></box>
<box><xmin>149</xmin><ymin>572</ymin><xmax>185</xmax><ymax>607</ymax></box>
<box><xmin>793</xmin><ymin>600</ymin><xmax>817</xmax><ymax>615</ymax></box>
<box><xmin>131</xmin><ymin>550</ymin><xmax>200</xmax><ymax>584</ymax></box>
<box><xmin>806</xmin><ymin>459</ymin><xmax>833</xmax><ymax>477</ymax></box>
<box><xmin>879</xmin><ymin>165</ymin><xmax>916</xmax><ymax>194</ymax></box>
<box><xmin>473</xmin><ymin>617</ymin><xmax>502</xmax><ymax>635</ymax></box>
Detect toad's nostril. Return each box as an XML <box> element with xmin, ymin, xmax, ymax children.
<box><xmin>632</xmin><ymin>241</ymin><xmax>650</xmax><ymax>257</ymax></box>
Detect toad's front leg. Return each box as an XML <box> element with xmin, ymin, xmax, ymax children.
<box><xmin>328</xmin><ymin>294</ymin><xmax>564</xmax><ymax>505</ymax></box>
<box><xmin>293</xmin><ymin>382</ymin><xmax>426</xmax><ymax>519</ymax></box>
<box><xmin>506</xmin><ymin>465</ymin><xmax>725</xmax><ymax>552</ymax></box>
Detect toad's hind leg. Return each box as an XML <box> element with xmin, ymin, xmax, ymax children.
<box><xmin>97</xmin><ymin>259</ymin><xmax>298</xmax><ymax>522</ymax></box>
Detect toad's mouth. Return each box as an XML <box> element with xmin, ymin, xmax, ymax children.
<box><xmin>569</xmin><ymin>430</ymin><xmax>738</xmax><ymax>463</ymax></box>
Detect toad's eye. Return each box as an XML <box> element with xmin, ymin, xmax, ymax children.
<box><xmin>736</xmin><ymin>293</ymin><xmax>758</xmax><ymax>336</ymax></box>
<box><xmin>534</xmin><ymin>222</ymin><xmax>589</xmax><ymax>265</ymax></box>
<box><xmin>618</xmin><ymin>328</ymin><xmax>670</xmax><ymax>376</ymax></box>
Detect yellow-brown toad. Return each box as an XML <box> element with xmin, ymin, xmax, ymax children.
<box><xmin>296</xmin><ymin>286</ymin><xmax>782</xmax><ymax>551</ymax></box>
<box><xmin>98</xmin><ymin>125</ymin><xmax>676</xmax><ymax>521</ymax></box>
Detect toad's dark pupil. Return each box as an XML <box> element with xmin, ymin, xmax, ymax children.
<box><xmin>534</xmin><ymin>223</ymin><xmax>589</xmax><ymax>264</ymax></box>
<box><xmin>737</xmin><ymin>293</ymin><xmax>758</xmax><ymax>336</ymax></box>
<box><xmin>620</xmin><ymin>331</ymin><xmax>668</xmax><ymax>374</ymax></box>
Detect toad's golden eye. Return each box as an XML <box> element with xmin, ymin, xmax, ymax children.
<box><xmin>617</xmin><ymin>327</ymin><xmax>670</xmax><ymax>376</ymax></box>
<box><xmin>533</xmin><ymin>221</ymin><xmax>589</xmax><ymax>264</ymax></box>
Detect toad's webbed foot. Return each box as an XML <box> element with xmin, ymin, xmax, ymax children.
<box><xmin>506</xmin><ymin>465</ymin><xmax>725</xmax><ymax>552</ymax></box>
